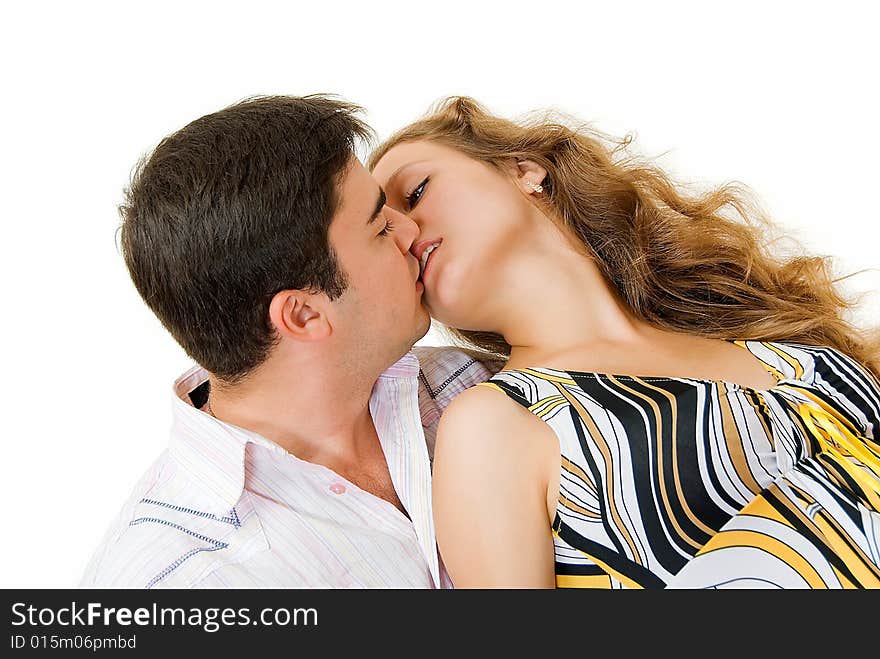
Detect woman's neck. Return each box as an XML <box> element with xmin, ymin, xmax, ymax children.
<box><xmin>486</xmin><ymin>224</ymin><xmax>663</xmax><ymax>369</ymax></box>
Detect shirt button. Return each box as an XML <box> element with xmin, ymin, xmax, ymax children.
<box><xmin>329</xmin><ymin>483</ymin><xmax>346</xmax><ymax>494</ymax></box>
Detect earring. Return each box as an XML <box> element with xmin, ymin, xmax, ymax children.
<box><xmin>528</xmin><ymin>181</ymin><xmax>543</xmax><ymax>194</ymax></box>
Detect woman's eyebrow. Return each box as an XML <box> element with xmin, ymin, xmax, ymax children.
<box><xmin>384</xmin><ymin>161</ymin><xmax>428</xmax><ymax>192</ymax></box>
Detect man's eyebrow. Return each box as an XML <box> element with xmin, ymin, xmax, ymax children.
<box><xmin>367</xmin><ymin>186</ymin><xmax>386</xmax><ymax>226</ymax></box>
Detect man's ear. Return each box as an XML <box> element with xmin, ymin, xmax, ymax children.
<box><xmin>268</xmin><ymin>290</ymin><xmax>332</xmax><ymax>342</ymax></box>
<box><xmin>506</xmin><ymin>158</ymin><xmax>548</xmax><ymax>196</ymax></box>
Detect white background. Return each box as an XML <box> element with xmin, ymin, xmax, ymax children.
<box><xmin>1</xmin><ymin>1</ymin><xmax>877</xmax><ymax>587</ymax></box>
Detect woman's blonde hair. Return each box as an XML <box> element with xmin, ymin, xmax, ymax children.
<box><xmin>367</xmin><ymin>96</ymin><xmax>880</xmax><ymax>380</ymax></box>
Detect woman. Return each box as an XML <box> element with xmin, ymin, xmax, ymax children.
<box><xmin>369</xmin><ymin>97</ymin><xmax>880</xmax><ymax>589</ymax></box>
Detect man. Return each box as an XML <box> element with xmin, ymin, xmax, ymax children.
<box><xmin>80</xmin><ymin>95</ymin><xmax>499</xmax><ymax>588</ymax></box>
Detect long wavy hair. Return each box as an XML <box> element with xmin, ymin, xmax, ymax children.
<box><xmin>367</xmin><ymin>96</ymin><xmax>880</xmax><ymax>381</ymax></box>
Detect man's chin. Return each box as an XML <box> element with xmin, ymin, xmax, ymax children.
<box><xmin>414</xmin><ymin>308</ymin><xmax>432</xmax><ymax>339</ymax></box>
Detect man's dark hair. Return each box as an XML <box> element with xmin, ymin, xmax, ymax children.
<box><xmin>119</xmin><ymin>95</ymin><xmax>373</xmax><ymax>385</ymax></box>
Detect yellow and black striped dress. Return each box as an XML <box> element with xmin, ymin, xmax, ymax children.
<box><xmin>479</xmin><ymin>340</ymin><xmax>880</xmax><ymax>588</ymax></box>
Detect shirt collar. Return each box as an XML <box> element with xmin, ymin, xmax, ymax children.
<box><xmin>167</xmin><ymin>350</ymin><xmax>422</xmax><ymax>517</ymax></box>
<box><xmin>378</xmin><ymin>350</ymin><xmax>420</xmax><ymax>379</ymax></box>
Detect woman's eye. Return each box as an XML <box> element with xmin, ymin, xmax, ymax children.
<box><xmin>405</xmin><ymin>177</ymin><xmax>429</xmax><ymax>210</ymax></box>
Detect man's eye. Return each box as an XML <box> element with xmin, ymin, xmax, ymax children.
<box><xmin>405</xmin><ymin>177</ymin><xmax>429</xmax><ymax>210</ymax></box>
<box><xmin>378</xmin><ymin>219</ymin><xmax>394</xmax><ymax>236</ymax></box>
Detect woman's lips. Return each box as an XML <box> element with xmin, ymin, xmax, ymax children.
<box><xmin>413</xmin><ymin>238</ymin><xmax>442</xmax><ymax>278</ymax></box>
<box><xmin>420</xmin><ymin>245</ymin><xmax>439</xmax><ymax>284</ymax></box>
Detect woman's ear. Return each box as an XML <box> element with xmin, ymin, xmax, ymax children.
<box><xmin>509</xmin><ymin>158</ymin><xmax>548</xmax><ymax>195</ymax></box>
<box><xmin>268</xmin><ymin>290</ymin><xmax>332</xmax><ymax>342</ymax></box>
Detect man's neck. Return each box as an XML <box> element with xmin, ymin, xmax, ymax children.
<box><xmin>204</xmin><ymin>347</ymin><xmax>393</xmax><ymax>466</ymax></box>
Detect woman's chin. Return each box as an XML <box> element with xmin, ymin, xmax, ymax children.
<box><xmin>424</xmin><ymin>270</ymin><xmax>488</xmax><ymax>330</ymax></box>
<box><xmin>423</xmin><ymin>301</ymin><xmax>459</xmax><ymax>329</ymax></box>
<box><xmin>427</xmin><ymin>304</ymin><xmax>485</xmax><ymax>333</ymax></box>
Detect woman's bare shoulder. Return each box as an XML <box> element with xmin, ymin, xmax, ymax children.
<box><xmin>440</xmin><ymin>383</ymin><xmax>532</xmax><ymax>430</ymax></box>
<box><xmin>436</xmin><ymin>383</ymin><xmax>556</xmax><ymax>465</ymax></box>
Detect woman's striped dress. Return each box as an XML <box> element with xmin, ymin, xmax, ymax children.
<box><xmin>479</xmin><ymin>340</ymin><xmax>880</xmax><ymax>588</ymax></box>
